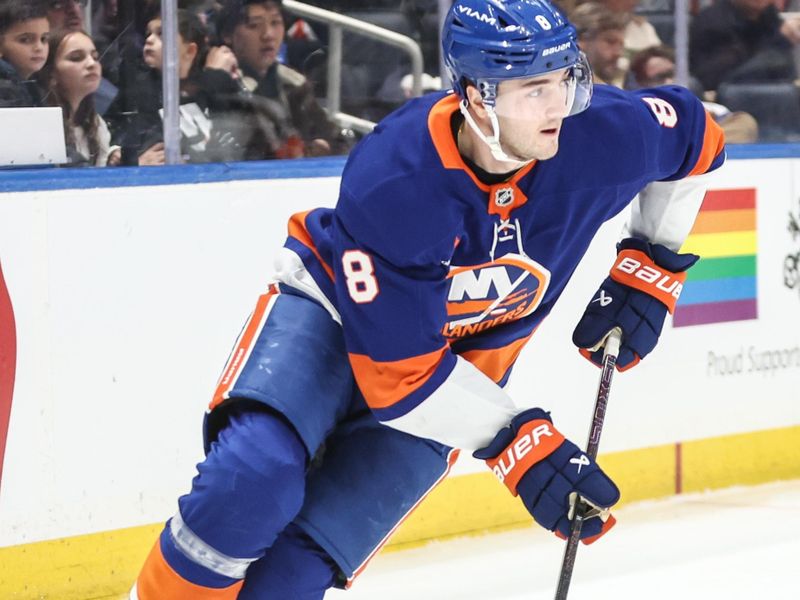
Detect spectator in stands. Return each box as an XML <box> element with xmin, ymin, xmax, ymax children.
<box><xmin>571</xmin><ymin>2</ymin><xmax>629</xmax><ymax>87</ymax></box>
<box><xmin>627</xmin><ymin>44</ymin><xmax>682</xmax><ymax>88</ymax></box>
<box><xmin>628</xmin><ymin>44</ymin><xmax>758</xmax><ymax>142</ymax></box>
<box><xmin>216</xmin><ymin>0</ymin><xmax>350</xmax><ymax>156</ymax></box>
<box><xmin>38</xmin><ymin>29</ymin><xmax>120</xmax><ymax>165</ymax></box>
<box><xmin>48</xmin><ymin>0</ymin><xmax>123</xmax><ymax>115</ymax></box>
<box><xmin>46</xmin><ymin>0</ymin><xmax>85</xmax><ymax>33</ymax></box>
<box><xmin>578</xmin><ymin>0</ymin><xmax>662</xmax><ymax>87</ymax></box>
<box><xmin>123</xmin><ymin>9</ymin><xmax>246</xmax><ymax>165</ymax></box>
<box><xmin>89</xmin><ymin>0</ymin><xmax>121</xmax><ymax>82</ymax></box>
<box><xmin>590</xmin><ymin>0</ymin><xmax>662</xmax><ymax>54</ymax></box>
<box><xmin>690</xmin><ymin>0</ymin><xmax>800</xmax><ymax>91</ymax></box>
<box><xmin>0</xmin><ymin>0</ymin><xmax>49</xmax><ymax>107</ymax></box>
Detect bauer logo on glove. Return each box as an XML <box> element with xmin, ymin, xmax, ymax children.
<box><xmin>573</xmin><ymin>237</ymin><xmax>699</xmax><ymax>371</ymax></box>
<box><xmin>474</xmin><ymin>408</ymin><xmax>620</xmax><ymax>544</ymax></box>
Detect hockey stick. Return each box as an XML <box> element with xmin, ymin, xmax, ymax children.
<box><xmin>554</xmin><ymin>327</ymin><xmax>622</xmax><ymax>600</ymax></box>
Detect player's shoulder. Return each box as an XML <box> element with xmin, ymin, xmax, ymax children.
<box><xmin>585</xmin><ymin>84</ymin><xmax>705</xmax><ymax>133</ymax></box>
<box><xmin>342</xmin><ymin>92</ymin><xmax>448</xmax><ymax>187</ymax></box>
<box><xmin>339</xmin><ymin>91</ymin><xmax>453</xmax><ymax>212</ymax></box>
<box><xmin>555</xmin><ymin>84</ymin><xmax>709</xmax><ymax>183</ymax></box>
<box><xmin>336</xmin><ymin>93</ymin><xmax>464</xmax><ymax>267</ymax></box>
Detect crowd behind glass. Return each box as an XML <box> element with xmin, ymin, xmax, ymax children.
<box><xmin>1</xmin><ymin>0</ymin><xmax>798</xmax><ymax>168</ymax></box>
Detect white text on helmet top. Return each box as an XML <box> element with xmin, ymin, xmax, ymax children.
<box><xmin>457</xmin><ymin>5</ymin><xmax>497</xmax><ymax>25</ymax></box>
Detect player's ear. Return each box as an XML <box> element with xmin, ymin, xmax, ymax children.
<box><xmin>465</xmin><ymin>84</ymin><xmax>488</xmax><ymax>120</ymax></box>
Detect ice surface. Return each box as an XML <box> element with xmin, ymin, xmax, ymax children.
<box><xmin>327</xmin><ymin>480</ymin><xmax>800</xmax><ymax>599</ymax></box>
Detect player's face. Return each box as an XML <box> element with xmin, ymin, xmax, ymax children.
<box><xmin>0</xmin><ymin>18</ymin><xmax>50</xmax><ymax>80</ymax></box>
<box><xmin>493</xmin><ymin>69</ymin><xmax>572</xmax><ymax>161</ymax></box>
<box><xmin>231</xmin><ymin>2</ymin><xmax>284</xmax><ymax>77</ymax></box>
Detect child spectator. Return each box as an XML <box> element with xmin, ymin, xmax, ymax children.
<box><xmin>0</xmin><ymin>0</ymin><xmax>49</xmax><ymax>107</ymax></box>
<box><xmin>37</xmin><ymin>29</ymin><xmax>120</xmax><ymax>166</ymax></box>
<box><xmin>119</xmin><ymin>8</ymin><xmax>247</xmax><ymax>165</ymax></box>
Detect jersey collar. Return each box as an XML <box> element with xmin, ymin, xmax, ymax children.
<box><xmin>427</xmin><ymin>94</ymin><xmax>536</xmax><ymax>220</ymax></box>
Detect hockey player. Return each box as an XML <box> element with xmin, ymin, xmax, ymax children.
<box><xmin>132</xmin><ymin>0</ymin><xmax>724</xmax><ymax>597</ymax></box>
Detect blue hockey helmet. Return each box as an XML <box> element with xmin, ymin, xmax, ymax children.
<box><xmin>442</xmin><ymin>0</ymin><xmax>592</xmax><ymax>116</ymax></box>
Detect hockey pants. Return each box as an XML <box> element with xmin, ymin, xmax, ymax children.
<box><xmin>133</xmin><ymin>289</ymin><xmax>455</xmax><ymax>598</ymax></box>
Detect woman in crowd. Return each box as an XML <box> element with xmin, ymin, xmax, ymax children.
<box><xmin>37</xmin><ymin>28</ymin><xmax>120</xmax><ymax>166</ymax></box>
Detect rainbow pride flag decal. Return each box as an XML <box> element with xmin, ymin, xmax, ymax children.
<box><xmin>673</xmin><ymin>188</ymin><xmax>757</xmax><ymax>327</ymax></box>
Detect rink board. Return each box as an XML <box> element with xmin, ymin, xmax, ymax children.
<box><xmin>1</xmin><ymin>147</ymin><xmax>800</xmax><ymax>598</ymax></box>
<box><xmin>1</xmin><ymin>425</ymin><xmax>799</xmax><ymax>599</ymax></box>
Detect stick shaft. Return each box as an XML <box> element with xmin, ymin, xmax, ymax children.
<box><xmin>553</xmin><ymin>329</ymin><xmax>621</xmax><ymax>600</ymax></box>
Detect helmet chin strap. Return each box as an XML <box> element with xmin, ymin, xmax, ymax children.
<box><xmin>459</xmin><ymin>99</ymin><xmax>533</xmax><ymax>169</ymax></box>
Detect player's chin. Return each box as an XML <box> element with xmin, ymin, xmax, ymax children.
<box><xmin>534</xmin><ymin>140</ymin><xmax>559</xmax><ymax>161</ymax></box>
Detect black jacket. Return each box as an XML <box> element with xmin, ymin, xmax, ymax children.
<box><xmin>107</xmin><ymin>64</ymin><xmax>244</xmax><ymax>163</ymax></box>
<box><xmin>690</xmin><ymin>0</ymin><xmax>796</xmax><ymax>90</ymax></box>
<box><xmin>0</xmin><ymin>59</ymin><xmax>43</xmax><ymax>108</ymax></box>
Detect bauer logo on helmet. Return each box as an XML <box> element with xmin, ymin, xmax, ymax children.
<box><xmin>542</xmin><ymin>42</ymin><xmax>571</xmax><ymax>56</ymax></box>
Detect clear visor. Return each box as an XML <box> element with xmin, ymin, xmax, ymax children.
<box><xmin>480</xmin><ymin>53</ymin><xmax>593</xmax><ymax>120</ymax></box>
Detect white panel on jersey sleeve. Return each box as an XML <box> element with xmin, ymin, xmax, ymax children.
<box><xmin>273</xmin><ymin>246</ymin><xmax>342</xmax><ymax>323</ymax></box>
<box><xmin>382</xmin><ymin>356</ymin><xmax>519</xmax><ymax>451</ymax></box>
<box><xmin>623</xmin><ymin>171</ymin><xmax>715</xmax><ymax>251</ymax></box>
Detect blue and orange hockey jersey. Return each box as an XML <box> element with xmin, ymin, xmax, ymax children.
<box><xmin>278</xmin><ymin>84</ymin><xmax>725</xmax><ymax>450</ymax></box>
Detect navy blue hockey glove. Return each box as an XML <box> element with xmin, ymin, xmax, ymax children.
<box><xmin>474</xmin><ymin>408</ymin><xmax>620</xmax><ymax>544</ymax></box>
<box><xmin>572</xmin><ymin>238</ymin><xmax>699</xmax><ymax>371</ymax></box>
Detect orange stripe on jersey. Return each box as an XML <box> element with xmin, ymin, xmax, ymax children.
<box><xmin>427</xmin><ymin>95</ymin><xmax>536</xmax><ymax>193</ymax></box>
<box><xmin>287</xmin><ymin>211</ymin><xmax>335</xmax><ymax>280</ymax></box>
<box><xmin>459</xmin><ymin>330</ymin><xmax>535</xmax><ymax>383</ymax></box>
<box><xmin>447</xmin><ymin>288</ymin><xmax>532</xmax><ymax>316</ymax></box>
<box><xmin>349</xmin><ymin>346</ymin><xmax>449</xmax><ymax>410</ymax></box>
<box><xmin>210</xmin><ymin>287</ymin><xmax>279</xmax><ymax>410</ymax></box>
<box><xmin>446</xmin><ymin>298</ymin><xmax>495</xmax><ymax>316</ymax></box>
<box><xmin>688</xmin><ymin>110</ymin><xmax>725</xmax><ymax>176</ymax></box>
<box><xmin>135</xmin><ymin>539</ymin><xmax>244</xmax><ymax>600</ymax></box>
<box><xmin>345</xmin><ymin>447</ymin><xmax>461</xmax><ymax>588</ymax></box>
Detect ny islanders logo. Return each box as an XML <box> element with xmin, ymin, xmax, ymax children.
<box><xmin>443</xmin><ymin>253</ymin><xmax>550</xmax><ymax>338</ymax></box>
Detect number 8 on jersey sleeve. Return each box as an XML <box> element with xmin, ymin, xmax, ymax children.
<box><xmin>342</xmin><ymin>250</ymin><xmax>380</xmax><ymax>303</ymax></box>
